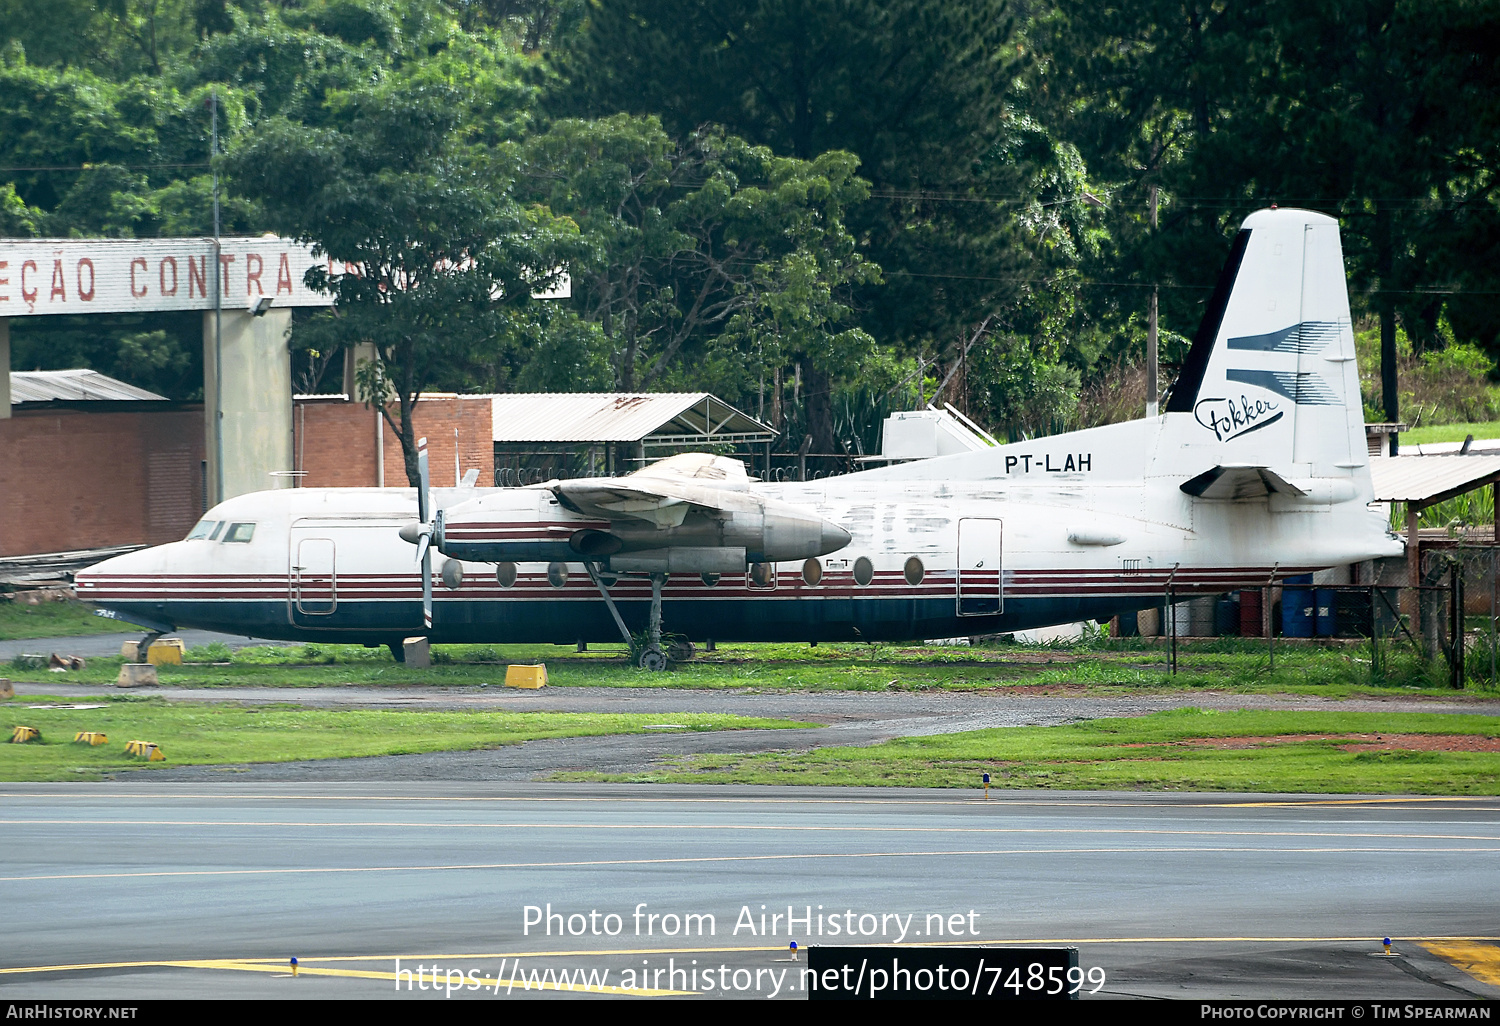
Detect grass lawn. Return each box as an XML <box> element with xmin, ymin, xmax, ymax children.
<box><xmin>1400</xmin><ymin>422</ymin><xmax>1500</xmax><ymax>445</ymax></box>
<box><xmin>6</xmin><ymin>635</ymin><xmax>1495</xmax><ymax>698</ymax></box>
<box><xmin>553</xmin><ymin>708</ymin><xmax>1500</xmax><ymax>794</ymax></box>
<box><xmin>0</xmin><ymin>695</ymin><xmax>817</xmax><ymax>782</ymax></box>
<box><xmin>0</xmin><ymin>600</ymin><xmax>124</xmax><ymax>641</ymax></box>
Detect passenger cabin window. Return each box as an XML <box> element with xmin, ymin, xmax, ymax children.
<box><xmin>185</xmin><ymin>520</ymin><xmax>219</xmax><ymax>541</ymax></box>
<box><xmin>223</xmin><ymin>523</ymin><xmax>256</xmax><ymax>544</ymax></box>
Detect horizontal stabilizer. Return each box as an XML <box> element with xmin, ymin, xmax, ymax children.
<box><xmin>1181</xmin><ymin>464</ymin><xmax>1306</xmax><ymax>500</ymax></box>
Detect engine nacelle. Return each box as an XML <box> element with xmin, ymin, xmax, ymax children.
<box><xmin>571</xmin><ymin>502</ymin><xmax>848</xmax><ymax>564</ymax></box>
<box><xmin>610</xmin><ymin>547</ymin><xmax>748</xmax><ymax>574</ymax></box>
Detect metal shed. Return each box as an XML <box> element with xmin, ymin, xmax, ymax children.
<box><xmin>487</xmin><ymin>392</ymin><xmax>776</xmax><ymax>485</ymax></box>
<box><xmin>10</xmin><ymin>369</ymin><xmax>167</xmax><ymax>404</ymax></box>
<box><xmin>1369</xmin><ymin>454</ymin><xmax>1500</xmax><ymax>595</ymax></box>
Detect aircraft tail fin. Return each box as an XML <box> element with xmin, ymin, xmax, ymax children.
<box><xmin>1159</xmin><ymin>208</ymin><xmax>1367</xmax><ymax>482</ymax></box>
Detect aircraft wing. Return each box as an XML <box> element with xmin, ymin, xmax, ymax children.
<box><xmin>1180</xmin><ymin>464</ymin><xmax>1307</xmax><ymax>500</ymax></box>
<box><xmin>553</xmin><ymin>452</ymin><xmax>760</xmax><ymax>528</ymax></box>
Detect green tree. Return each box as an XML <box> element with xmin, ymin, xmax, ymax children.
<box><xmin>554</xmin><ymin>0</ymin><xmax>1036</xmax><ymax>445</ymax></box>
<box><xmin>523</xmin><ymin>114</ymin><xmax>878</xmax><ymax>453</ymax></box>
<box><xmin>227</xmin><ymin>44</ymin><xmax>581</xmax><ymax>485</ymax></box>
<box><xmin>0</xmin><ymin>0</ymin><xmax>205</xmax><ymax>78</ymax></box>
<box><xmin>1034</xmin><ymin>0</ymin><xmax>1500</xmax><ymax>424</ymax></box>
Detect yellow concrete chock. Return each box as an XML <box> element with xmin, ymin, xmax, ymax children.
<box><xmin>10</xmin><ymin>725</ymin><xmax>40</xmax><ymax>743</ymax></box>
<box><xmin>73</xmin><ymin>731</ymin><xmax>108</xmax><ymax>746</ymax></box>
<box><xmin>504</xmin><ymin>664</ymin><xmax>548</xmax><ymax>689</ymax></box>
<box><xmin>124</xmin><ymin>739</ymin><xmax>165</xmax><ymax>760</ymax></box>
<box><xmin>146</xmin><ymin>639</ymin><xmax>186</xmax><ymax>666</ymax></box>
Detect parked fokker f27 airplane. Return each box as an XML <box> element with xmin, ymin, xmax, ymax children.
<box><xmin>79</xmin><ymin>208</ymin><xmax>1404</xmax><ymax>668</ymax></box>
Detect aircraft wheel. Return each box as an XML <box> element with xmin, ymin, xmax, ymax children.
<box><xmin>667</xmin><ymin>639</ymin><xmax>696</xmax><ymax>662</ymax></box>
<box><xmin>637</xmin><ymin>645</ymin><xmax>668</xmax><ymax>671</ymax></box>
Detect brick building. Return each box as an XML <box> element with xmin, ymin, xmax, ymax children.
<box><xmin>292</xmin><ymin>394</ymin><xmax>494</xmax><ymax>488</ymax></box>
<box><xmin>1</xmin><ymin>371</ymin><xmax>205</xmax><ymax>558</ymax></box>
<box><xmin>2</xmin><ymin>370</ymin><xmax>493</xmax><ymax>558</ymax></box>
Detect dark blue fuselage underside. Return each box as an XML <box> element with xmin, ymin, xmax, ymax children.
<box><xmin>100</xmin><ymin>594</ymin><xmax>1169</xmax><ymax>645</ymax></box>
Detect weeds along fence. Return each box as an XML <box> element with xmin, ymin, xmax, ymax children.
<box><xmin>1116</xmin><ymin>551</ymin><xmax>1500</xmax><ymax>688</ymax></box>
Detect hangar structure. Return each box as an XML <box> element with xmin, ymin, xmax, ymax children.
<box><xmin>489</xmin><ymin>392</ymin><xmax>777</xmax><ymax>484</ymax></box>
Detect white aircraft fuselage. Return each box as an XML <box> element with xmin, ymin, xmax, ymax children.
<box><xmin>76</xmin><ymin>208</ymin><xmax>1405</xmax><ymax>648</ymax></box>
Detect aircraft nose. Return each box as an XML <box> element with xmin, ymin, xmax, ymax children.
<box><xmin>820</xmin><ymin>521</ymin><xmax>851</xmax><ymax>554</ymax></box>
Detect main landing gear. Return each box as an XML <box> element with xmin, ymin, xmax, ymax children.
<box><xmin>638</xmin><ymin>572</ymin><xmax>669</xmax><ymax>670</ymax></box>
<box><xmin>584</xmin><ymin>565</ymin><xmax>675</xmax><ymax>671</ymax></box>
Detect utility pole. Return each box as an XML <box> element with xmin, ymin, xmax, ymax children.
<box><xmin>1146</xmin><ymin>184</ymin><xmax>1159</xmax><ymax>418</ymax></box>
<box><xmin>210</xmin><ymin>87</ymin><xmax>224</xmax><ymax>506</ymax></box>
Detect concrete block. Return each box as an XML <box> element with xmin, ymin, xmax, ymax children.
<box><xmin>505</xmin><ymin>664</ymin><xmax>547</xmax><ymax>689</ymax></box>
<box><xmin>117</xmin><ymin>663</ymin><xmax>159</xmax><ymax>688</ymax></box>
<box><xmin>0</xmin><ymin>679</ymin><xmax>12</xmax><ymax>700</ymax></box>
<box><xmin>147</xmin><ymin>639</ymin><xmax>186</xmax><ymax>666</ymax></box>
<box><xmin>403</xmin><ymin>637</ymin><xmax>431</xmax><ymax>669</ymax></box>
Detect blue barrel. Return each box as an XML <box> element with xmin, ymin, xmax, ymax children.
<box><xmin>1315</xmin><ymin>588</ymin><xmax>1337</xmax><ymax>637</ymax></box>
<box><xmin>1215</xmin><ymin>596</ymin><xmax>1240</xmax><ymax>637</ymax></box>
<box><xmin>1281</xmin><ymin>575</ymin><xmax>1315</xmax><ymax>638</ymax></box>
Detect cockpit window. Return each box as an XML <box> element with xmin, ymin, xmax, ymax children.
<box><xmin>223</xmin><ymin>522</ymin><xmax>256</xmax><ymax>543</ymax></box>
<box><xmin>185</xmin><ymin>519</ymin><xmax>219</xmax><ymax>541</ymax></box>
<box><xmin>209</xmin><ymin>521</ymin><xmax>224</xmax><ymax>540</ymax></box>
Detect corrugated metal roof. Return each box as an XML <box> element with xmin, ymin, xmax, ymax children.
<box><xmin>10</xmin><ymin>369</ymin><xmax>167</xmax><ymax>403</ymax></box>
<box><xmin>1369</xmin><ymin>455</ymin><xmax>1500</xmax><ymax>505</ymax></box>
<box><xmin>487</xmin><ymin>393</ymin><xmax>775</xmax><ymax>444</ymax></box>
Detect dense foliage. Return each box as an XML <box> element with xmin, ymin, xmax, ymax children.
<box><xmin>2</xmin><ymin>0</ymin><xmax>1497</xmax><ymax>478</ymax></box>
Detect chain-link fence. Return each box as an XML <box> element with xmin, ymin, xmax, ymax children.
<box><xmin>1114</xmin><ymin>549</ymin><xmax>1500</xmax><ymax>688</ymax></box>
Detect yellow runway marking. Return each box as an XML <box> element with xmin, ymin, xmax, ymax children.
<box><xmin>8</xmin><ymin>937</ymin><xmax>1500</xmax><ymax>983</ymax></box>
<box><xmin>4</xmin><ymin>846</ymin><xmax>1499</xmax><ymax>883</ymax></box>
<box><xmin>3</xmin><ymin>820</ymin><xmax>1498</xmax><ymax>842</ymax></box>
<box><xmin>1420</xmin><ymin>941</ymin><xmax>1500</xmax><ymax>988</ymax></box>
<box><xmin>0</xmin><ymin>958</ymin><xmax>686</xmax><ymax>995</ymax></box>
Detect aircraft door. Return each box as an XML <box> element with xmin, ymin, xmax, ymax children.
<box><xmin>956</xmin><ymin>518</ymin><xmax>1002</xmax><ymax>616</ymax></box>
<box><xmin>291</xmin><ymin>536</ymin><xmax>337</xmax><ymax>620</ymax></box>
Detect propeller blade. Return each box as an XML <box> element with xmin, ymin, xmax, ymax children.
<box><xmin>416</xmin><ymin>436</ymin><xmax>430</xmax><ymax>525</ymax></box>
<box><xmin>422</xmin><ymin>544</ymin><xmax>433</xmax><ymax>631</ymax></box>
<box><xmin>414</xmin><ymin>530</ymin><xmax>429</xmax><ymax>566</ymax></box>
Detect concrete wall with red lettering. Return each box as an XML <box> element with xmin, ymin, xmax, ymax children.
<box><xmin>293</xmin><ymin>396</ymin><xmax>494</xmax><ymax>489</ymax></box>
<box><xmin>0</xmin><ymin>239</ymin><xmax>332</xmax><ymax>317</ymax></box>
<box><xmin>0</xmin><ymin>405</ymin><xmax>205</xmax><ymax>557</ymax></box>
